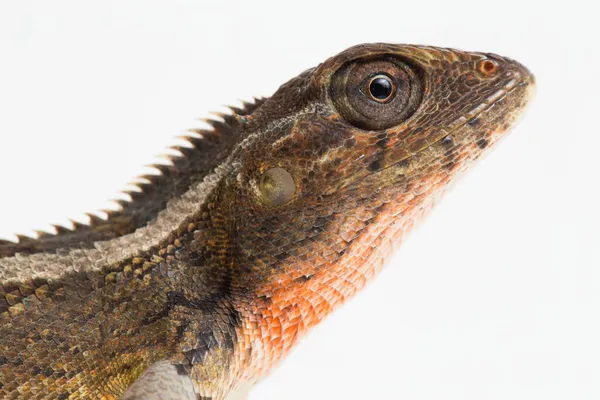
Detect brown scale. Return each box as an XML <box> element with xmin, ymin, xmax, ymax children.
<box><xmin>0</xmin><ymin>43</ymin><xmax>534</xmax><ymax>399</ymax></box>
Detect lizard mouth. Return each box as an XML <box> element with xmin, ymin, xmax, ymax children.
<box><xmin>327</xmin><ymin>69</ymin><xmax>535</xmax><ymax>196</ymax></box>
<box><xmin>379</xmin><ymin>71</ymin><xmax>536</xmax><ymax>176</ymax></box>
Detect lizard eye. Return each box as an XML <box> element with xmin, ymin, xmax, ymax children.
<box><xmin>259</xmin><ymin>167</ymin><xmax>296</xmax><ymax>206</ymax></box>
<box><xmin>330</xmin><ymin>58</ymin><xmax>423</xmax><ymax>130</ymax></box>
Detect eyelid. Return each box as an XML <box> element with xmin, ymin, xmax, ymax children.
<box><xmin>329</xmin><ymin>57</ymin><xmax>424</xmax><ymax>130</ymax></box>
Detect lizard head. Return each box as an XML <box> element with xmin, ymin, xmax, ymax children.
<box><xmin>189</xmin><ymin>43</ymin><xmax>534</xmax><ymax>395</ymax></box>
<box><xmin>224</xmin><ymin>43</ymin><xmax>534</xmax><ymax>286</ymax></box>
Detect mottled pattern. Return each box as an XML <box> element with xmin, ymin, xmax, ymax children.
<box><xmin>0</xmin><ymin>43</ymin><xmax>534</xmax><ymax>399</ymax></box>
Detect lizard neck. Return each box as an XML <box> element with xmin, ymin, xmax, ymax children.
<box><xmin>223</xmin><ymin>183</ymin><xmax>445</xmax><ymax>387</ymax></box>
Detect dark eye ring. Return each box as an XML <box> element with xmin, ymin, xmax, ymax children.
<box><xmin>365</xmin><ymin>74</ymin><xmax>396</xmax><ymax>103</ymax></box>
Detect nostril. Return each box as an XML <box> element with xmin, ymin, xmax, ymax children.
<box><xmin>478</xmin><ymin>59</ymin><xmax>499</xmax><ymax>76</ymax></box>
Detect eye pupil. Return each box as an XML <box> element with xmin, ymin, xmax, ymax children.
<box><xmin>369</xmin><ymin>75</ymin><xmax>394</xmax><ymax>101</ymax></box>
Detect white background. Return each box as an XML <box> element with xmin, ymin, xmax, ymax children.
<box><xmin>0</xmin><ymin>1</ymin><xmax>598</xmax><ymax>399</ymax></box>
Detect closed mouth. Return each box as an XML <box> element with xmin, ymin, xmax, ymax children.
<box><xmin>379</xmin><ymin>76</ymin><xmax>534</xmax><ymax>175</ymax></box>
<box><xmin>326</xmin><ymin>74</ymin><xmax>534</xmax><ymax>195</ymax></box>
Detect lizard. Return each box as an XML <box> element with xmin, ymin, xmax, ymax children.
<box><xmin>0</xmin><ymin>43</ymin><xmax>535</xmax><ymax>400</ymax></box>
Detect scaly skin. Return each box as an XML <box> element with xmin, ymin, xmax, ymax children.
<box><xmin>0</xmin><ymin>43</ymin><xmax>535</xmax><ymax>399</ymax></box>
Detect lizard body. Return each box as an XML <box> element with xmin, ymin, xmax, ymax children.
<box><xmin>0</xmin><ymin>43</ymin><xmax>534</xmax><ymax>399</ymax></box>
